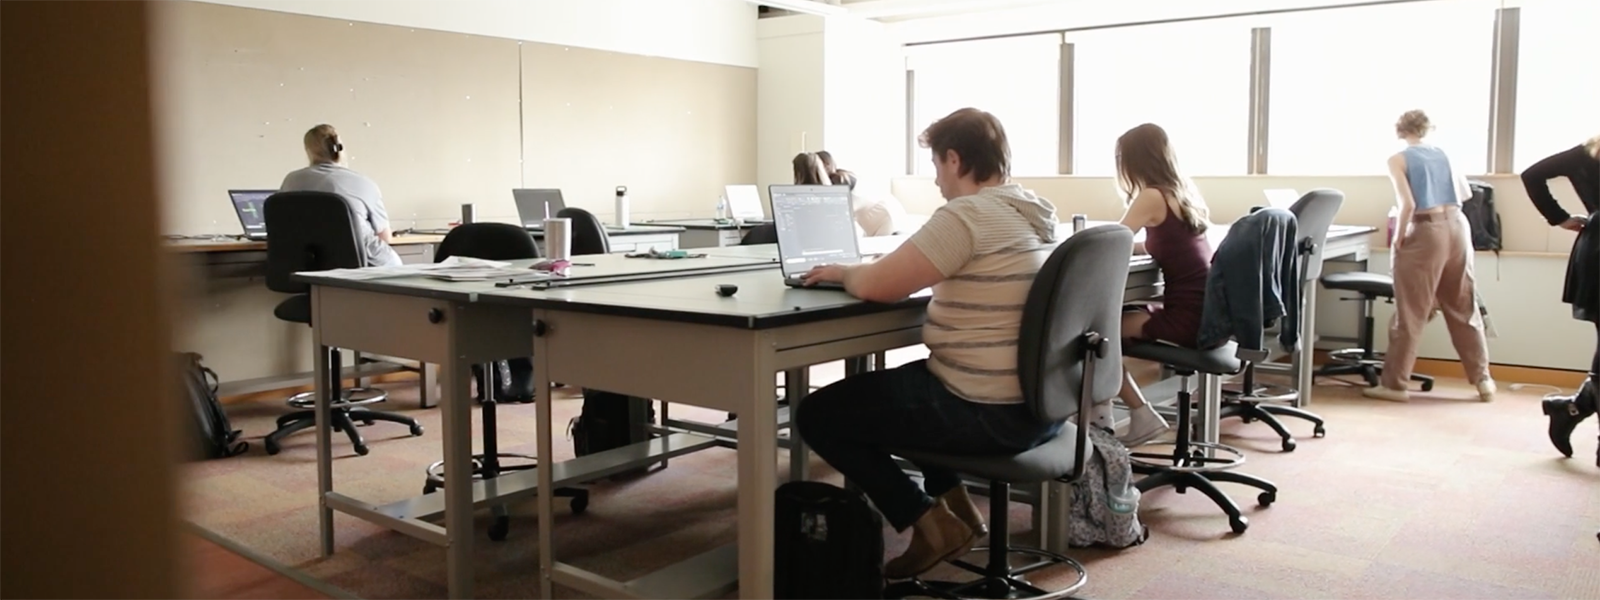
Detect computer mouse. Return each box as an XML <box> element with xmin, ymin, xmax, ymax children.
<box><xmin>715</xmin><ymin>284</ymin><xmax>738</xmax><ymax>297</ymax></box>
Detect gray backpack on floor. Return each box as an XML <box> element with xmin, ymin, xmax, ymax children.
<box><xmin>1067</xmin><ymin>426</ymin><xmax>1148</xmax><ymax>548</ymax></box>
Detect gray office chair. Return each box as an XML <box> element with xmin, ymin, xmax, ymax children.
<box><xmin>1220</xmin><ymin>189</ymin><xmax>1342</xmax><ymax>451</ymax></box>
<box><xmin>1126</xmin><ymin>210</ymin><xmax>1286</xmax><ymax>534</ymax></box>
<box><xmin>420</xmin><ymin>223</ymin><xmax>588</xmax><ymax>541</ymax></box>
<box><xmin>261</xmin><ymin>191</ymin><xmax>422</xmax><ymax>456</ymax></box>
<box><xmin>740</xmin><ymin>223</ymin><xmax>778</xmax><ymax>245</ymax></box>
<box><xmin>884</xmin><ymin>225</ymin><xmax>1132</xmax><ymax>600</ymax></box>
<box><xmin>1316</xmin><ymin>272</ymin><xmax>1436</xmax><ymax>391</ymax></box>
<box><xmin>557</xmin><ymin>207</ymin><xmax>610</xmax><ymax>255</ymax></box>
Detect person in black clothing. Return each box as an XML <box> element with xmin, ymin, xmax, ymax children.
<box><xmin>1522</xmin><ymin>135</ymin><xmax>1600</xmax><ymax>467</ymax></box>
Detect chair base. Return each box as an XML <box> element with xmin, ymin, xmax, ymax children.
<box><xmin>885</xmin><ymin>547</ymin><xmax>1088</xmax><ymax>600</ymax></box>
<box><xmin>1219</xmin><ymin>377</ymin><xmax>1327</xmax><ymax>452</ymax></box>
<box><xmin>1134</xmin><ymin>468</ymin><xmax>1277</xmax><ymax>534</ymax></box>
<box><xmin>1318</xmin><ymin>351</ymin><xmax>1435</xmax><ymax>391</ymax></box>
<box><xmin>422</xmin><ymin>454</ymin><xmax>589</xmax><ymax>541</ymax></box>
<box><xmin>886</xmin><ymin>480</ymin><xmax>1087</xmax><ymax>600</ymax></box>
<box><xmin>265</xmin><ymin>406</ymin><xmax>422</xmax><ymax>456</ymax></box>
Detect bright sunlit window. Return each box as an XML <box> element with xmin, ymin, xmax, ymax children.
<box><xmin>1513</xmin><ymin>0</ymin><xmax>1600</xmax><ymax>171</ymax></box>
<box><xmin>908</xmin><ymin>34</ymin><xmax>1060</xmax><ymax>176</ymax></box>
<box><xmin>1069</xmin><ymin>18</ymin><xmax>1253</xmax><ymax>176</ymax></box>
<box><xmin>1267</xmin><ymin>0</ymin><xmax>1497</xmax><ymax>175</ymax></box>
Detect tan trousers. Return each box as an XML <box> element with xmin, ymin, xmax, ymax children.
<box><xmin>1382</xmin><ymin>207</ymin><xmax>1491</xmax><ymax>388</ymax></box>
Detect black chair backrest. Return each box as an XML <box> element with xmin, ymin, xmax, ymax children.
<box><xmin>741</xmin><ymin>223</ymin><xmax>778</xmax><ymax>245</ymax></box>
<box><xmin>435</xmin><ymin>222</ymin><xmax>541</xmax><ymax>263</ymax></box>
<box><xmin>556</xmin><ymin>207</ymin><xmax>610</xmax><ymax>255</ymax></box>
<box><xmin>264</xmin><ymin>191</ymin><xmax>363</xmax><ymax>294</ymax></box>
<box><xmin>1287</xmin><ymin>189</ymin><xmax>1344</xmax><ymax>282</ymax></box>
<box><xmin>1017</xmin><ymin>224</ymin><xmax>1131</xmax><ymax>424</ymax></box>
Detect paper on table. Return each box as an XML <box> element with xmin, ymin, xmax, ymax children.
<box><xmin>302</xmin><ymin>256</ymin><xmax>517</xmax><ymax>281</ymax></box>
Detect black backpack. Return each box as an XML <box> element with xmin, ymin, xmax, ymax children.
<box><xmin>178</xmin><ymin>353</ymin><xmax>248</xmax><ymax>459</ymax></box>
<box><xmin>570</xmin><ymin>389</ymin><xmax>655</xmax><ymax>459</ymax></box>
<box><xmin>775</xmin><ymin>481</ymin><xmax>885</xmax><ymax>599</ymax></box>
<box><xmin>1462</xmin><ymin>180</ymin><xmax>1501</xmax><ymax>252</ymax></box>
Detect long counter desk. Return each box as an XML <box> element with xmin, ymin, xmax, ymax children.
<box><xmin>293</xmin><ymin>222</ymin><xmax>1375</xmax><ymax>599</ymax></box>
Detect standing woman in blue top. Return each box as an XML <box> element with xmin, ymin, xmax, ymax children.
<box><xmin>279</xmin><ymin>124</ymin><xmax>403</xmax><ymax>267</ymax></box>
<box><xmin>1364</xmin><ymin>110</ymin><xmax>1494</xmax><ymax>403</ymax></box>
<box><xmin>1521</xmin><ymin>135</ymin><xmax>1600</xmax><ymax>464</ymax></box>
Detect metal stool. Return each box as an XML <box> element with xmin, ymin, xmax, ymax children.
<box><xmin>1316</xmin><ymin>271</ymin><xmax>1435</xmax><ymax>391</ymax></box>
<box><xmin>421</xmin><ymin>363</ymin><xmax>588</xmax><ymax>542</ymax></box>
<box><xmin>1125</xmin><ymin>341</ymin><xmax>1277</xmax><ymax>534</ymax></box>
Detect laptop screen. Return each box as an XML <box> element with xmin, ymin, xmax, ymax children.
<box><xmin>512</xmin><ymin>189</ymin><xmax>566</xmax><ymax>227</ymax></box>
<box><xmin>228</xmin><ymin>189</ymin><xmax>274</xmax><ymax>236</ymax></box>
<box><xmin>724</xmin><ymin>184</ymin><xmax>764</xmax><ymax>221</ymax></box>
<box><xmin>770</xmin><ymin>185</ymin><xmax>860</xmax><ymax>277</ymax></box>
<box><xmin>1263</xmin><ymin>188</ymin><xmax>1300</xmax><ymax>210</ymax></box>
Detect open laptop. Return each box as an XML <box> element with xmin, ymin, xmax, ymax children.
<box><xmin>724</xmin><ymin>184</ymin><xmax>768</xmax><ymax>224</ymax></box>
<box><xmin>770</xmin><ymin>184</ymin><xmax>859</xmax><ymax>290</ymax></box>
<box><xmin>1263</xmin><ymin>188</ymin><xmax>1301</xmax><ymax>210</ymax></box>
<box><xmin>228</xmin><ymin>189</ymin><xmax>275</xmax><ymax>240</ymax></box>
<box><xmin>512</xmin><ymin>188</ymin><xmax>566</xmax><ymax>230</ymax></box>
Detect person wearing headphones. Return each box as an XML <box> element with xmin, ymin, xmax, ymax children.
<box><xmin>279</xmin><ymin>124</ymin><xmax>402</xmax><ymax>267</ymax></box>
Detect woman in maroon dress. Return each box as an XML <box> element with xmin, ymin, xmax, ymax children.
<box><xmin>1112</xmin><ymin>123</ymin><xmax>1215</xmax><ymax>446</ymax></box>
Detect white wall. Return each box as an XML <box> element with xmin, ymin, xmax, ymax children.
<box><xmin>757</xmin><ymin>15</ymin><xmax>827</xmax><ymax>205</ymax></box>
<box><xmin>196</xmin><ymin>0</ymin><xmax>760</xmax><ymax>67</ymax></box>
<box><xmin>822</xmin><ymin>17</ymin><xmax>906</xmax><ymax>199</ymax></box>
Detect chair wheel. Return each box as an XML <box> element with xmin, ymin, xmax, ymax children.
<box><xmin>409</xmin><ymin>424</ymin><xmax>425</xmax><ymax>436</ymax></box>
<box><xmin>488</xmin><ymin>516</ymin><xmax>510</xmax><ymax>541</ymax></box>
<box><xmin>360</xmin><ymin>418</ymin><xmax>375</xmax><ymax>426</ymax></box>
<box><xmin>265</xmin><ymin>440</ymin><xmax>281</xmax><ymax>455</ymax></box>
<box><xmin>1313</xmin><ymin>425</ymin><xmax>1327</xmax><ymax>438</ymax></box>
<box><xmin>1258</xmin><ymin>492</ymin><xmax>1276</xmax><ymax>507</ymax></box>
<box><xmin>1281</xmin><ymin>438</ymin><xmax>1297</xmax><ymax>452</ymax></box>
<box><xmin>354</xmin><ymin>444</ymin><xmax>370</xmax><ymax>456</ymax></box>
<box><xmin>1231</xmin><ymin>516</ymin><xmax>1249</xmax><ymax>534</ymax></box>
<box><xmin>570</xmin><ymin>495</ymin><xmax>589</xmax><ymax>514</ymax></box>
<box><xmin>1421</xmin><ymin>380</ymin><xmax>1434</xmax><ymax>392</ymax></box>
<box><xmin>423</xmin><ymin>484</ymin><xmax>437</xmax><ymax>494</ymax></box>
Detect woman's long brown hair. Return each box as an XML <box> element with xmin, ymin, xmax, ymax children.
<box><xmin>1115</xmin><ymin>123</ymin><xmax>1209</xmax><ymax>233</ymax></box>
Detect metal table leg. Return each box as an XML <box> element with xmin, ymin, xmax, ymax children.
<box><xmin>1297</xmin><ymin>281</ymin><xmax>1318</xmax><ymax>407</ymax></box>
<box><xmin>315</xmin><ymin>343</ymin><xmax>334</xmax><ymax>557</ymax></box>
<box><xmin>785</xmin><ymin>368</ymin><xmax>809</xmax><ymax>482</ymax></box>
<box><xmin>441</xmin><ymin>353</ymin><xmax>475</xmax><ymax>599</ymax></box>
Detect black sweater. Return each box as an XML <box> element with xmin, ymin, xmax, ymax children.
<box><xmin>1520</xmin><ymin>144</ymin><xmax>1600</xmax><ymax>226</ymax></box>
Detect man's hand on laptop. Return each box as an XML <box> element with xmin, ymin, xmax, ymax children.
<box><xmin>802</xmin><ymin>264</ymin><xmax>847</xmax><ymax>287</ymax></box>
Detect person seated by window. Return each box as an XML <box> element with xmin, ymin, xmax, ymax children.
<box><xmin>279</xmin><ymin>124</ymin><xmax>402</xmax><ymax>267</ymax></box>
<box><xmin>792</xmin><ymin>151</ymin><xmax>829</xmax><ymax>185</ymax></box>
<box><xmin>1111</xmin><ymin>123</ymin><xmax>1213</xmax><ymax>446</ymax></box>
<box><xmin>818</xmin><ymin>150</ymin><xmax>910</xmax><ymax>236</ymax></box>
<box><xmin>795</xmin><ymin>108</ymin><xmax>1062</xmax><ymax>580</ymax></box>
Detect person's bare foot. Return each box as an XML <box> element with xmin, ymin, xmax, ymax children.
<box><xmin>1362</xmin><ymin>386</ymin><xmax>1409</xmax><ymax>403</ymax></box>
<box><xmin>884</xmin><ymin>503</ymin><xmax>973</xmax><ymax>580</ymax></box>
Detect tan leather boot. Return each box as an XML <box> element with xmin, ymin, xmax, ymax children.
<box><xmin>884</xmin><ymin>503</ymin><xmax>974</xmax><ymax>580</ymax></box>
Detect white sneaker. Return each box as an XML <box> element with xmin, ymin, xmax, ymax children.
<box><xmin>1362</xmin><ymin>386</ymin><xmax>1410</xmax><ymax>402</ymax></box>
<box><xmin>1119</xmin><ymin>404</ymin><xmax>1170</xmax><ymax>447</ymax></box>
<box><xmin>1476</xmin><ymin>379</ymin><xmax>1496</xmax><ymax>402</ymax></box>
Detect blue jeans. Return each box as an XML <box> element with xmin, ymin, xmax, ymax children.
<box><xmin>794</xmin><ymin>360</ymin><xmax>1061</xmax><ymax>531</ymax></box>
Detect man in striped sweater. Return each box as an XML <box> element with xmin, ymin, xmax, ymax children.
<box><xmin>795</xmin><ymin>108</ymin><xmax>1063</xmax><ymax>579</ymax></box>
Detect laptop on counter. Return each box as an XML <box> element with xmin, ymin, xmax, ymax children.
<box><xmin>770</xmin><ymin>184</ymin><xmax>859</xmax><ymax>290</ymax></box>
<box><xmin>512</xmin><ymin>188</ymin><xmax>567</xmax><ymax>230</ymax></box>
<box><xmin>724</xmin><ymin>184</ymin><xmax>768</xmax><ymax>224</ymax></box>
<box><xmin>1263</xmin><ymin>188</ymin><xmax>1301</xmax><ymax>210</ymax></box>
<box><xmin>228</xmin><ymin>189</ymin><xmax>275</xmax><ymax>240</ymax></box>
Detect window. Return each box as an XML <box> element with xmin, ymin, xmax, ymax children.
<box><xmin>1069</xmin><ymin>19</ymin><xmax>1252</xmax><ymax>176</ymax></box>
<box><xmin>1267</xmin><ymin>1</ymin><xmax>1497</xmax><ymax>175</ymax></box>
<box><xmin>908</xmin><ymin>35</ymin><xmax>1059</xmax><ymax>176</ymax></box>
<box><xmin>1513</xmin><ymin>0</ymin><xmax>1600</xmax><ymax>171</ymax></box>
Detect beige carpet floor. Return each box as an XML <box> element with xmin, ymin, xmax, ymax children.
<box><xmin>184</xmin><ymin>355</ymin><xmax>1600</xmax><ymax>599</ymax></box>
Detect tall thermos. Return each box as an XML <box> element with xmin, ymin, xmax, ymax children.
<box><xmin>460</xmin><ymin>203</ymin><xmax>476</xmax><ymax>225</ymax></box>
<box><xmin>614</xmin><ymin>186</ymin><xmax>630</xmax><ymax>229</ymax></box>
